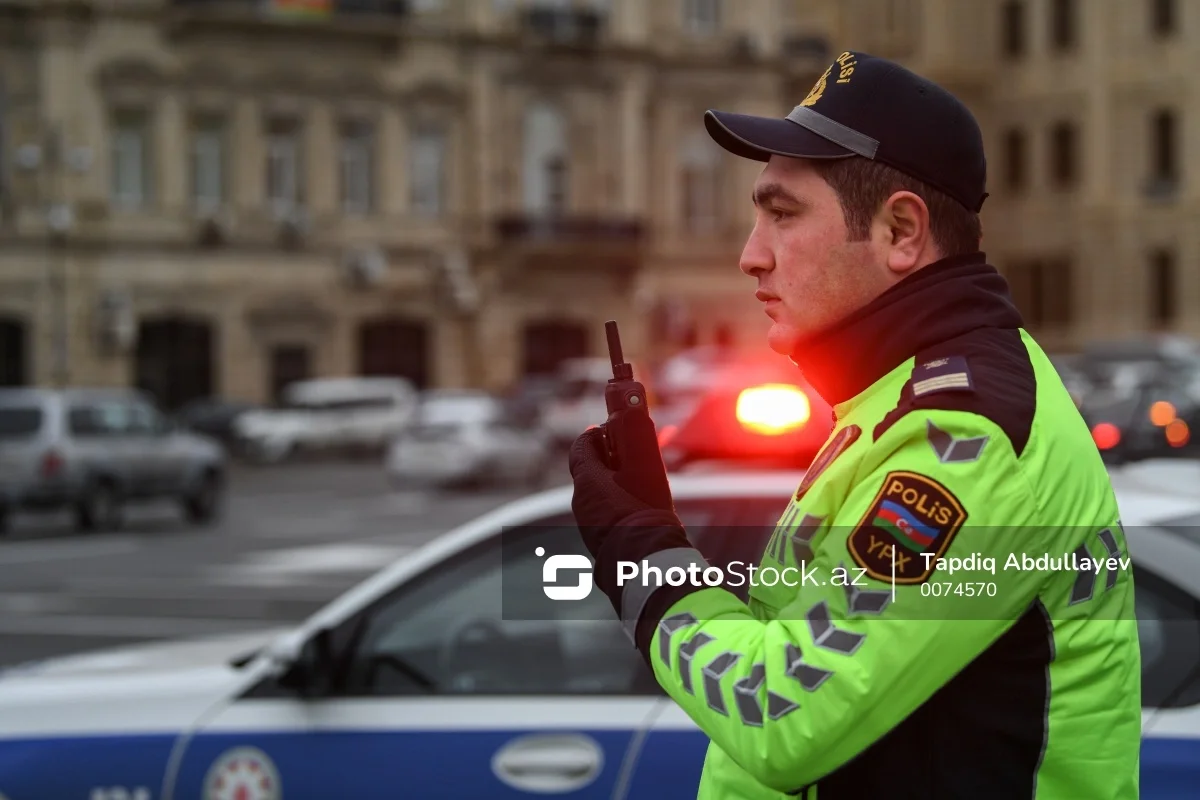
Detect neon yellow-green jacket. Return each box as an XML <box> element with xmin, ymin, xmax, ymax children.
<box><xmin>615</xmin><ymin>259</ymin><xmax>1140</xmax><ymax>799</ymax></box>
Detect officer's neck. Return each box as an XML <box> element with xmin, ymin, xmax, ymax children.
<box><xmin>789</xmin><ymin>252</ymin><xmax>1024</xmax><ymax>407</ymax></box>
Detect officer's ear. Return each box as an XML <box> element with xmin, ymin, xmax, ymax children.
<box><xmin>877</xmin><ymin>191</ymin><xmax>933</xmax><ymax>276</ymax></box>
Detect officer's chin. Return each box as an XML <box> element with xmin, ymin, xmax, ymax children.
<box><xmin>766</xmin><ymin>323</ymin><xmax>802</xmax><ymax>357</ymax></box>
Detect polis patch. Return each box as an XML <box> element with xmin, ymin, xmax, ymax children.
<box><xmin>794</xmin><ymin>424</ymin><xmax>862</xmax><ymax>502</ymax></box>
<box><xmin>847</xmin><ymin>471</ymin><xmax>968</xmax><ymax>584</ymax></box>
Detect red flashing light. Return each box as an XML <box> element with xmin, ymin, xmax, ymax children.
<box><xmin>657</xmin><ymin>424</ymin><xmax>679</xmax><ymax>448</ymax></box>
<box><xmin>1091</xmin><ymin>423</ymin><xmax>1121</xmax><ymax>451</ymax></box>
<box><xmin>735</xmin><ymin>384</ymin><xmax>812</xmax><ymax>436</ymax></box>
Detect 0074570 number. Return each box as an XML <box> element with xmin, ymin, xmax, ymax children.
<box><xmin>919</xmin><ymin>582</ymin><xmax>997</xmax><ymax>598</ymax></box>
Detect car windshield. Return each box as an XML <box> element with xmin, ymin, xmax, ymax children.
<box><xmin>418</xmin><ymin>395</ymin><xmax>498</xmax><ymax>425</ymax></box>
<box><xmin>0</xmin><ymin>406</ymin><xmax>42</xmax><ymax>439</ymax></box>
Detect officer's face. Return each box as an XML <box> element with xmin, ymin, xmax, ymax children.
<box><xmin>739</xmin><ymin>157</ymin><xmax>886</xmax><ymax>357</ymax></box>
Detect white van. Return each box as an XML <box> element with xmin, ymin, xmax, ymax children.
<box><xmin>234</xmin><ymin>377</ymin><xmax>418</xmax><ymax>463</ymax></box>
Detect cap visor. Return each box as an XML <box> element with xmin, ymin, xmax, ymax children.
<box><xmin>704</xmin><ymin>110</ymin><xmax>854</xmax><ymax>162</ymax></box>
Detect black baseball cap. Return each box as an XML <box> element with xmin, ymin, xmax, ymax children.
<box><xmin>704</xmin><ymin>51</ymin><xmax>988</xmax><ymax>213</ymax></box>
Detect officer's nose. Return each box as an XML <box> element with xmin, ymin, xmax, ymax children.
<box><xmin>739</xmin><ymin>220</ymin><xmax>773</xmax><ymax>278</ymax></box>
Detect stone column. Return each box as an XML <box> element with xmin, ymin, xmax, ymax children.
<box><xmin>157</xmin><ymin>94</ymin><xmax>187</xmax><ymax>214</ymax></box>
<box><xmin>618</xmin><ymin>71</ymin><xmax>648</xmax><ymax>216</ymax></box>
<box><xmin>232</xmin><ymin>97</ymin><xmax>262</xmax><ymax>211</ymax></box>
<box><xmin>305</xmin><ymin>103</ymin><xmax>337</xmax><ymax>216</ymax></box>
<box><xmin>380</xmin><ymin>104</ymin><xmax>406</xmax><ymax>216</ymax></box>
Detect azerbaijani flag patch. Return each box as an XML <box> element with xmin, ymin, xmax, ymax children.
<box><xmin>873</xmin><ymin>500</ymin><xmax>940</xmax><ymax>550</ymax></box>
<box><xmin>848</xmin><ymin>471</ymin><xmax>968</xmax><ymax>584</ymax></box>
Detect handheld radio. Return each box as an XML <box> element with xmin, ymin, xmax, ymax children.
<box><xmin>601</xmin><ymin>320</ymin><xmax>649</xmax><ymax>468</ymax></box>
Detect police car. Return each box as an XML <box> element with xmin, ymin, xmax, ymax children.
<box><xmin>1</xmin><ymin>391</ymin><xmax>1199</xmax><ymax>798</ymax></box>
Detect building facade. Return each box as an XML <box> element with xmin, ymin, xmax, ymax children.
<box><xmin>0</xmin><ymin>0</ymin><xmax>827</xmax><ymax>407</ymax></box>
<box><xmin>833</xmin><ymin>0</ymin><xmax>1200</xmax><ymax>351</ymax></box>
<box><xmin>4</xmin><ymin>0</ymin><xmax>1194</xmax><ymax>409</ymax></box>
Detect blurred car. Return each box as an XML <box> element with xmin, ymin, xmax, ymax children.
<box><xmin>0</xmin><ymin>387</ymin><xmax>225</xmax><ymax>534</ymax></box>
<box><xmin>1084</xmin><ymin>367</ymin><xmax>1199</xmax><ymax>464</ymax></box>
<box><xmin>175</xmin><ymin>397</ymin><xmax>260</xmax><ymax>449</ymax></box>
<box><xmin>541</xmin><ymin>357</ymin><xmax>615</xmax><ymax>448</ymax></box>
<box><xmin>235</xmin><ymin>377</ymin><xmax>418</xmax><ymax>464</ymax></box>
<box><xmin>504</xmin><ymin>374</ymin><xmax>563</xmax><ymax>427</ymax></box>
<box><xmin>1046</xmin><ymin>352</ymin><xmax>1092</xmax><ymax>409</ymax></box>
<box><xmin>655</xmin><ymin>351</ymin><xmax>834</xmax><ymax>472</ymax></box>
<box><xmin>385</xmin><ymin>390</ymin><xmax>555</xmax><ymax>489</ymax></box>
<box><xmin>0</xmin><ymin>466</ymin><xmax>1197</xmax><ymax>797</ymax></box>
<box><xmin>1077</xmin><ymin>336</ymin><xmax>1200</xmax><ymax>394</ymax></box>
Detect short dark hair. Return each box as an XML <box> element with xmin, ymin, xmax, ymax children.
<box><xmin>809</xmin><ymin>157</ymin><xmax>982</xmax><ymax>258</ymax></box>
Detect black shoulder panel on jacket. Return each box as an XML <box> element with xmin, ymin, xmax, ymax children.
<box><xmin>873</xmin><ymin>328</ymin><xmax>1037</xmax><ymax>457</ymax></box>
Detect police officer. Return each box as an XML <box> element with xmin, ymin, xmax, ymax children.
<box><xmin>569</xmin><ymin>51</ymin><xmax>1140</xmax><ymax>799</ymax></box>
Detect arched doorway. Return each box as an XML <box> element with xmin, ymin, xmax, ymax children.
<box><xmin>357</xmin><ymin>317</ymin><xmax>430</xmax><ymax>389</ymax></box>
<box><xmin>135</xmin><ymin>316</ymin><xmax>215</xmax><ymax>411</ymax></box>
<box><xmin>522</xmin><ymin>320</ymin><xmax>589</xmax><ymax>376</ymax></box>
<box><xmin>0</xmin><ymin>317</ymin><xmax>28</xmax><ymax>387</ymax></box>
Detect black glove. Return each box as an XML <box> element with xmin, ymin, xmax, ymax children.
<box><xmin>569</xmin><ymin>408</ymin><xmax>697</xmax><ymax>659</ymax></box>
<box><xmin>568</xmin><ymin>407</ymin><xmax>678</xmax><ymax>554</ymax></box>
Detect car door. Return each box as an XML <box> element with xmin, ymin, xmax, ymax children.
<box><xmin>1136</xmin><ymin>563</ymin><xmax>1200</xmax><ymax>798</ymax></box>
<box><xmin>66</xmin><ymin>399</ymin><xmax>141</xmax><ymax>492</ymax></box>
<box><xmin>117</xmin><ymin>400</ymin><xmax>169</xmax><ymax>495</ymax></box>
<box><xmin>135</xmin><ymin>402</ymin><xmax>192</xmax><ymax>494</ymax></box>
<box><xmin>165</xmin><ymin>512</ymin><xmax>668</xmax><ymax>800</ymax></box>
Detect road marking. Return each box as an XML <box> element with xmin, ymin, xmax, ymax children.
<box><xmin>0</xmin><ymin>614</ymin><xmax>275</xmax><ymax>638</ymax></box>
<box><xmin>0</xmin><ymin>537</ymin><xmax>142</xmax><ymax>565</ymax></box>
<box><xmin>0</xmin><ymin>593</ymin><xmax>76</xmax><ymax>615</ymax></box>
<box><xmin>58</xmin><ymin>578</ymin><xmax>344</xmax><ymax>602</ymax></box>
<box><xmin>205</xmin><ymin>543</ymin><xmax>414</xmax><ymax>587</ymax></box>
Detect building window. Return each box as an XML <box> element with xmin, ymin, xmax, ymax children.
<box><xmin>1003</xmin><ymin>127</ymin><xmax>1027</xmax><ymax>191</ymax></box>
<box><xmin>683</xmin><ymin>0</ymin><xmax>720</xmax><ymax>35</ymax></box>
<box><xmin>111</xmin><ymin>108</ymin><xmax>150</xmax><ymax>210</ymax></box>
<box><xmin>1150</xmin><ymin>108</ymin><xmax>1178</xmax><ymax>187</ymax></box>
<box><xmin>190</xmin><ymin>114</ymin><xmax>225</xmax><ymax>213</ymax></box>
<box><xmin>522</xmin><ymin>101</ymin><xmax>569</xmax><ymax>216</ymax></box>
<box><xmin>1050</xmin><ymin>0</ymin><xmax>1076</xmax><ymax>51</ymax></box>
<box><xmin>265</xmin><ymin>116</ymin><xmax>303</xmax><ymax>215</ymax></box>
<box><xmin>1151</xmin><ymin>0</ymin><xmax>1176</xmax><ymax>37</ymax></box>
<box><xmin>1049</xmin><ymin>121</ymin><xmax>1078</xmax><ymax>188</ymax></box>
<box><xmin>1001</xmin><ymin>0</ymin><xmax>1025</xmax><ymax>58</ymax></box>
<box><xmin>1007</xmin><ymin>259</ymin><xmax>1073</xmax><ymax>329</ymax></box>
<box><xmin>1149</xmin><ymin>248</ymin><xmax>1176</xmax><ymax>325</ymax></box>
<box><xmin>339</xmin><ymin>119</ymin><xmax>375</xmax><ymax>217</ymax></box>
<box><xmin>679</xmin><ymin>130</ymin><xmax>721</xmax><ymax>232</ymax></box>
<box><xmin>411</xmin><ymin>123</ymin><xmax>447</xmax><ymax>217</ymax></box>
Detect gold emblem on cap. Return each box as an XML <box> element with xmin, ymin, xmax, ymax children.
<box><xmin>801</xmin><ymin>64</ymin><xmax>832</xmax><ymax>107</ymax></box>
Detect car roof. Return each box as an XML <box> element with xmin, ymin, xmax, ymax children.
<box><xmin>0</xmin><ymin>387</ymin><xmax>150</xmax><ymax>406</ymax></box>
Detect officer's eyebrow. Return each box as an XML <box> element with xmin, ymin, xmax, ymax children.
<box><xmin>752</xmin><ymin>182</ymin><xmax>805</xmax><ymax>209</ymax></box>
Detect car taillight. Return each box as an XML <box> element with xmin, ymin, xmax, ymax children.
<box><xmin>41</xmin><ymin>449</ymin><xmax>64</xmax><ymax>478</ymax></box>
<box><xmin>735</xmin><ymin>384</ymin><xmax>811</xmax><ymax>435</ymax></box>
<box><xmin>1149</xmin><ymin>401</ymin><xmax>1177</xmax><ymax>427</ymax></box>
<box><xmin>1165</xmin><ymin>419</ymin><xmax>1190</xmax><ymax>448</ymax></box>
<box><xmin>1091</xmin><ymin>423</ymin><xmax>1121</xmax><ymax>451</ymax></box>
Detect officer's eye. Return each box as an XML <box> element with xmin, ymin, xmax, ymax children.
<box><xmin>769</xmin><ymin>208</ymin><xmax>791</xmax><ymax>222</ymax></box>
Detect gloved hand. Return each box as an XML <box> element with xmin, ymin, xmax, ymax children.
<box><xmin>568</xmin><ymin>406</ymin><xmax>677</xmax><ymax>555</ymax></box>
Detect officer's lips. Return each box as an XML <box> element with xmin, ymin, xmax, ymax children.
<box><xmin>755</xmin><ymin>290</ymin><xmax>782</xmax><ymax>316</ymax></box>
